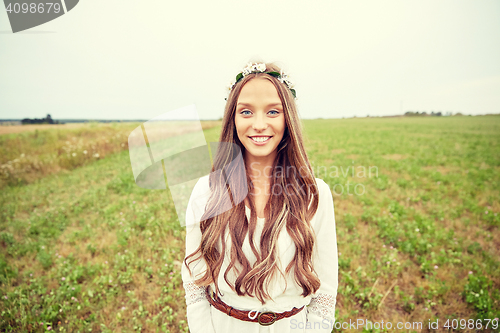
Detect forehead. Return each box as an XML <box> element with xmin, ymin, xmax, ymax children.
<box><xmin>237</xmin><ymin>78</ymin><xmax>282</xmax><ymax>105</ymax></box>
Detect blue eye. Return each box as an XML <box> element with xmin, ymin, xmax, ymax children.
<box><xmin>268</xmin><ymin>110</ymin><xmax>279</xmax><ymax>115</ymax></box>
<box><xmin>240</xmin><ymin>110</ymin><xmax>252</xmax><ymax>116</ymax></box>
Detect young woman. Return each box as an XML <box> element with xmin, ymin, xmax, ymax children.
<box><xmin>181</xmin><ymin>62</ymin><xmax>338</xmax><ymax>333</ymax></box>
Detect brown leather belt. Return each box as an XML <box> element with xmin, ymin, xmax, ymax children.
<box><xmin>205</xmin><ymin>286</ymin><xmax>305</xmax><ymax>326</ymax></box>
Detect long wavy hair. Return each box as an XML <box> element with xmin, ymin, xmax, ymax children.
<box><xmin>184</xmin><ymin>62</ymin><xmax>320</xmax><ymax>304</ymax></box>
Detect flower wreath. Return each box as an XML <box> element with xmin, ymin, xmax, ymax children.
<box><xmin>226</xmin><ymin>63</ymin><xmax>296</xmax><ymax>99</ymax></box>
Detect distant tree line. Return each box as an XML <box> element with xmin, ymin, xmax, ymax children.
<box><xmin>404</xmin><ymin>111</ymin><xmax>463</xmax><ymax>117</ymax></box>
<box><xmin>21</xmin><ymin>114</ymin><xmax>63</xmax><ymax>125</ymax></box>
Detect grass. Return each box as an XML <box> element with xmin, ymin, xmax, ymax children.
<box><xmin>1</xmin><ymin>116</ymin><xmax>499</xmax><ymax>332</ymax></box>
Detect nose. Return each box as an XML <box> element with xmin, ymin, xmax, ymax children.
<box><xmin>252</xmin><ymin>113</ymin><xmax>268</xmax><ymax>131</ymax></box>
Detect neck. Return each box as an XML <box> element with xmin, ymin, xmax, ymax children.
<box><xmin>244</xmin><ymin>150</ymin><xmax>277</xmax><ymax>181</ymax></box>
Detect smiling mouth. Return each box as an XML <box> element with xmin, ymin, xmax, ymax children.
<box><xmin>249</xmin><ymin>136</ymin><xmax>272</xmax><ymax>143</ymax></box>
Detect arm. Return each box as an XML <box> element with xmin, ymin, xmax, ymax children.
<box><xmin>181</xmin><ymin>179</ymin><xmax>216</xmax><ymax>333</ymax></box>
<box><xmin>305</xmin><ymin>179</ymin><xmax>339</xmax><ymax>332</ymax></box>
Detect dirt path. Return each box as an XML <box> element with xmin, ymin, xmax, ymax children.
<box><xmin>0</xmin><ymin>123</ymin><xmax>108</xmax><ymax>135</ymax></box>
<box><xmin>0</xmin><ymin>121</ymin><xmax>221</xmax><ymax>136</ymax></box>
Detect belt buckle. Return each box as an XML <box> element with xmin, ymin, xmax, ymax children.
<box><xmin>206</xmin><ymin>286</ymin><xmax>215</xmax><ymax>301</ymax></box>
<box><xmin>257</xmin><ymin>311</ymin><xmax>277</xmax><ymax>326</ymax></box>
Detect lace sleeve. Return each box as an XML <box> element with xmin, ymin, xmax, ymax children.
<box><xmin>307</xmin><ymin>293</ymin><xmax>336</xmax><ymax>322</ymax></box>
<box><xmin>184</xmin><ymin>281</ymin><xmax>208</xmax><ymax>307</ymax></box>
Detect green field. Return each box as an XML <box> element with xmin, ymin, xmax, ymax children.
<box><xmin>1</xmin><ymin>116</ymin><xmax>499</xmax><ymax>332</ymax></box>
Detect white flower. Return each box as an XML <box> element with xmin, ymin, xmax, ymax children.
<box><xmin>242</xmin><ymin>63</ymin><xmax>266</xmax><ymax>77</ymax></box>
<box><xmin>72</xmin><ymin>153</ymin><xmax>76</xmax><ymax>157</ymax></box>
<box><xmin>279</xmin><ymin>70</ymin><xmax>287</xmax><ymax>81</ymax></box>
<box><xmin>278</xmin><ymin>70</ymin><xmax>293</xmax><ymax>87</ymax></box>
<box><xmin>242</xmin><ymin>63</ymin><xmax>253</xmax><ymax>75</ymax></box>
<box><xmin>83</xmin><ymin>150</ymin><xmax>87</xmax><ymax>154</ymax></box>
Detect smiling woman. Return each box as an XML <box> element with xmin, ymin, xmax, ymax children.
<box><xmin>181</xmin><ymin>62</ymin><xmax>338</xmax><ymax>333</ymax></box>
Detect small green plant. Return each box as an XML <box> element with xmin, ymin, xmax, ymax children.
<box><xmin>86</xmin><ymin>243</ymin><xmax>97</xmax><ymax>257</ymax></box>
<box><xmin>467</xmin><ymin>242</ymin><xmax>482</xmax><ymax>255</ymax></box>
<box><xmin>402</xmin><ymin>295</ymin><xmax>416</xmax><ymax>313</ymax></box>
<box><xmin>343</xmin><ymin>213</ymin><xmax>358</xmax><ymax>232</ymax></box>
<box><xmin>339</xmin><ymin>257</ymin><xmax>352</xmax><ymax>270</ymax></box>
<box><xmin>36</xmin><ymin>250</ymin><xmax>53</xmax><ymax>270</ymax></box>
<box><xmin>463</xmin><ymin>274</ymin><xmax>500</xmax><ymax>320</ymax></box>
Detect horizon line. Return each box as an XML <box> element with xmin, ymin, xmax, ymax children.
<box><xmin>1</xmin><ymin>112</ymin><xmax>499</xmax><ymax>123</ymax></box>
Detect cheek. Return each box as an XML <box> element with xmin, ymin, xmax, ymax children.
<box><xmin>234</xmin><ymin>118</ymin><xmax>240</xmax><ymax>134</ymax></box>
<box><xmin>234</xmin><ymin>118</ymin><xmax>246</xmax><ymax>139</ymax></box>
<box><xmin>278</xmin><ymin>118</ymin><xmax>286</xmax><ymax>136</ymax></box>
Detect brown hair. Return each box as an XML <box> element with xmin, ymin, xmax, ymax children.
<box><xmin>184</xmin><ymin>62</ymin><xmax>320</xmax><ymax>304</ymax></box>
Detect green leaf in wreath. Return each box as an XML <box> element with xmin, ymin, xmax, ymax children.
<box><xmin>291</xmin><ymin>89</ymin><xmax>296</xmax><ymax>98</ymax></box>
<box><xmin>266</xmin><ymin>71</ymin><xmax>281</xmax><ymax>78</ymax></box>
<box><xmin>235</xmin><ymin>73</ymin><xmax>243</xmax><ymax>82</ymax></box>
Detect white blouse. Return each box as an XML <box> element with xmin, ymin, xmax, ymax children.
<box><xmin>181</xmin><ymin>175</ymin><xmax>338</xmax><ymax>333</ymax></box>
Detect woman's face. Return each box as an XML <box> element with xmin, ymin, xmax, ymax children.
<box><xmin>234</xmin><ymin>77</ymin><xmax>286</xmax><ymax>162</ymax></box>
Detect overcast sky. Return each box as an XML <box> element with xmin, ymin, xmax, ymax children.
<box><xmin>0</xmin><ymin>0</ymin><xmax>499</xmax><ymax>120</ymax></box>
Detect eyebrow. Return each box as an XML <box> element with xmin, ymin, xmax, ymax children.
<box><xmin>237</xmin><ymin>102</ymin><xmax>283</xmax><ymax>107</ymax></box>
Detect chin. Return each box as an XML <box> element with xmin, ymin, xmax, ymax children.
<box><xmin>245</xmin><ymin>147</ymin><xmax>277</xmax><ymax>158</ymax></box>
<box><xmin>249</xmin><ymin>151</ymin><xmax>270</xmax><ymax>157</ymax></box>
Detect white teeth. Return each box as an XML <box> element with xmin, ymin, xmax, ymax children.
<box><xmin>251</xmin><ymin>136</ymin><xmax>271</xmax><ymax>143</ymax></box>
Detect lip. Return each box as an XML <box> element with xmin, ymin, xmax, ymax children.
<box><xmin>248</xmin><ymin>136</ymin><xmax>272</xmax><ymax>146</ymax></box>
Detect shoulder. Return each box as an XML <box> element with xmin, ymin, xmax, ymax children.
<box><xmin>314</xmin><ymin>177</ymin><xmax>331</xmax><ymax>198</ymax></box>
<box><xmin>314</xmin><ymin>177</ymin><xmax>327</xmax><ymax>187</ymax></box>
<box><xmin>188</xmin><ymin>175</ymin><xmax>211</xmax><ymax>211</ymax></box>
<box><xmin>309</xmin><ymin>178</ymin><xmax>333</xmax><ymax>214</ymax></box>
<box><xmin>192</xmin><ymin>174</ymin><xmax>210</xmax><ymax>195</ymax></box>
<box><xmin>186</xmin><ymin>175</ymin><xmax>211</xmax><ymax>226</ymax></box>
<box><xmin>311</xmin><ymin>178</ymin><xmax>335</xmax><ymax>225</ymax></box>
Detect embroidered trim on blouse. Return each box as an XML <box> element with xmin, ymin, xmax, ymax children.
<box><xmin>184</xmin><ymin>281</ymin><xmax>208</xmax><ymax>307</ymax></box>
<box><xmin>307</xmin><ymin>293</ymin><xmax>336</xmax><ymax>322</ymax></box>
